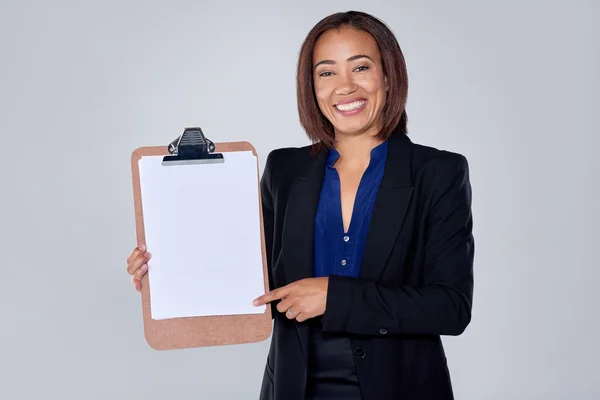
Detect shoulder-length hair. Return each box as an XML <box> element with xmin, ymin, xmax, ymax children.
<box><xmin>296</xmin><ymin>11</ymin><xmax>409</xmax><ymax>152</ymax></box>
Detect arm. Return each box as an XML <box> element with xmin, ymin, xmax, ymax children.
<box><xmin>322</xmin><ymin>153</ymin><xmax>474</xmax><ymax>336</ymax></box>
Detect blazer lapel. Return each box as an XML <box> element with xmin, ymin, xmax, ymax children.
<box><xmin>281</xmin><ymin>146</ymin><xmax>327</xmax><ymax>361</ymax></box>
<box><xmin>360</xmin><ymin>133</ymin><xmax>414</xmax><ymax>282</ymax></box>
<box><xmin>281</xmin><ymin>148</ymin><xmax>327</xmax><ymax>285</ymax></box>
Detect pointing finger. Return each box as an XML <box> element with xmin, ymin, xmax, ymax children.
<box><xmin>253</xmin><ymin>286</ymin><xmax>290</xmax><ymax>306</ymax></box>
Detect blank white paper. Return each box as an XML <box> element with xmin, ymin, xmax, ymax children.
<box><xmin>138</xmin><ymin>151</ymin><xmax>266</xmax><ymax>320</ymax></box>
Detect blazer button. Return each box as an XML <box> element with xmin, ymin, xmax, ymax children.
<box><xmin>379</xmin><ymin>328</ymin><xmax>388</xmax><ymax>335</ymax></box>
<box><xmin>354</xmin><ymin>346</ymin><xmax>366</xmax><ymax>359</ymax></box>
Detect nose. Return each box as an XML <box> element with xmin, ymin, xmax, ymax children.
<box><xmin>334</xmin><ymin>73</ymin><xmax>358</xmax><ymax>96</ymax></box>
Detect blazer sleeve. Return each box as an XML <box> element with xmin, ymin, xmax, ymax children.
<box><xmin>260</xmin><ymin>150</ymin><xmax>276</xmax><ymax>319</ymax></box>
<box><xmin>322</xmin><ymin>153</ymin><xmax>474</xmax><ymax>336</ymax></box>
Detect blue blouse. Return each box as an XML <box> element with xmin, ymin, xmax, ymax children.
<box><xmin>313</xmin><ymin>141</ymin><xmax>388</xmax><ymax>278</ymax></box>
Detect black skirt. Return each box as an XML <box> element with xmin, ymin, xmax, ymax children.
<box><xmin>305</xmin><ymin>321</ymin><xmax>362</xmax><ymax>400</ymax></box>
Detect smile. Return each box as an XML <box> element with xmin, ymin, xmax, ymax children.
<box><xmin>335</xmin><ymin>100</ymin><xmax>367</xmax><ymax>113</ymax></box>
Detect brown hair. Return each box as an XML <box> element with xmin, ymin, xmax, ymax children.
<box><xmin>296</xmin><ymin>11</ymin><xmax>409</xmax><ymax>153</ymax></box>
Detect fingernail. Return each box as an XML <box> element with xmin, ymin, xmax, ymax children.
<box><xmin>142</xmin><ymin>264</ymin><xmax>148</xmax><ymax>270</ymax></box>
<box><xmin>144</xmin><ymin>252</ymin><xmax>150</xmax><ymax>258</ymax></box>
<box><xmin>138</xmin><ymin>244</ymin><xmax>145</xmax><ymax>251</ymax></box>
<box><xmin>253</xmin><ymin>299</ymin><xmax>259</xmax><ymax>306</ymax></box>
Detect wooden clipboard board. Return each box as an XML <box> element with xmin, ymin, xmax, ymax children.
<box><xmin>130</xmin><ymin>128</ymin><xmax>272</xmax><ymax>350</ymax></box>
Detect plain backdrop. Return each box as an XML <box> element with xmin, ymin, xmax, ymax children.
<box><xmin>1</xmin><ymin>0</ymin><xmax>598</xmax><ymax>399</ymax></box>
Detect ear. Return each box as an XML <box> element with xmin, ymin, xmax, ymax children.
<box><xmin>384</xmin><ymin>75</ymin><xmax>389</xmax><ymax>91</ymax></box>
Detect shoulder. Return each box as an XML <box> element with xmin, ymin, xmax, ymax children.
<box><xmin>264</xmin><ymin>144</ymin><xmax>313</xmax><ymax>170</ymax></box>
<box><xmin>408</xmin><ymin>138</ymin><xmax>471</xmax><ymax>193</ymax></box>
<box><xmin>410</xmin><ymin>140</ymin><xmax>468</xmax><ymax>172</ymax></box>
<box><xmin>263</xmin><ymin>144</ymin><xmax>315</xmax><ymax>179</ymax></box>
<box><xmin>260</xmin><ymin>144</ymin><xmax>316</xmax><ymax>193</ymax></box>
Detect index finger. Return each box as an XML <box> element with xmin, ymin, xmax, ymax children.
<box><xmin>127</xmin><ymin>244</ymin><xmax>146</xmax><ymax>265</ymax></box>
<box><xmin>253</xmin><ymin>287</ymin><xmax>289</xmax><ymax>306</ymax></box>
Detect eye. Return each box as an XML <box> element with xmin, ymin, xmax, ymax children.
<box><xmin>354</xmin><ymin>65</ymin><xmax>369</xmax><ymax>72</ymax></box>
<box><xmin>318</xmin><ymin>71</ymin><xmax>333</xmax><ymax>77</ymax></box>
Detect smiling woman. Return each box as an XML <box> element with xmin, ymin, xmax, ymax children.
<box><xmin>126</xmin><ymin>9</ymin><xmax>474</xmax><ymax>400</ymax></box>
<box><xmin>253</xmin><ymin>10</ymin><xmax>474</xmax><ymax>400</ymax></box>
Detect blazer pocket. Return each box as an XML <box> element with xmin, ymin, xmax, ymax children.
<box><xmin>410</xmin><ymin>340</ymin><xmax>448</xmax><ymax>388</ymax></box>
<box><xmin>413</xmin><ymin>355</ymin><xmax>449</xmax><ymax>391</ymax></box>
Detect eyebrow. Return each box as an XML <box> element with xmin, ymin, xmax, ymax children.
<box><xmin>314</xmin><ymin>54</ymin><xmax>374</xmax><ymax>70</ymax></box>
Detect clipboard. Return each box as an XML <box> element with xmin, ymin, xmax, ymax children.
<box><xmin>130</xmin><ymin>127</ymin><xmax>272</xmax><ymax>350</ymax></box>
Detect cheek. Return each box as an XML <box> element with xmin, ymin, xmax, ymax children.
<box><xmin>364</xmin><ymin>80</ymin><xmax>387</xmax><ymax>109</ymax></box>
<box><xmin>356</xmin><ymin>74</ymin><xmax>385</xmax><ymax>94</ymax></box>
<box><xmin>314</xmin><ymin>86</ymin><xmax>331</xmax><ymax>111</ymax></box>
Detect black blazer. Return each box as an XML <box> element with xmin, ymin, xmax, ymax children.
<box><xmin>258</xmin><ymin>132</ymin><xmax>474</xmax><ymax>400</ymax></box>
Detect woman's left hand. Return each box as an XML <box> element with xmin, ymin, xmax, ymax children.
<box><xmin>253</xmin><ymin>277</ymin><xmax>329</xmax><ymax>322</ymax></box>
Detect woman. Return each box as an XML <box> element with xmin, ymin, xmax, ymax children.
<box><xmin>126</xmin><ymin>11</ymin><xmax>474</xmax><ymax>400</ymax></box>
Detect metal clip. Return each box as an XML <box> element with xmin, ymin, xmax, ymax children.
<box><xmin>162</xmin><ymin>127</ymin><xmax>223</xmax><ymax>166</ymax></box>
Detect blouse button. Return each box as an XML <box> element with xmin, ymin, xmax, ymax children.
<box><xmin>341</xmin><ymin>259</ymin><xmax>347</xmax><ymax>266</ymax></box>
<box><xmin>343</xmin><ymin>235</ymin><xmax>350</xmax><ymax>242</ymax></box>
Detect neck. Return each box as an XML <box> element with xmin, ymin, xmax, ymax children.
<box><xmin>332</xmin><ymin>131</ymin><xmax>384</xmax><ymax>167</ymax></box>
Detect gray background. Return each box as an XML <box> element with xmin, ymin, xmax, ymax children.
<box><xmin>1</xmin><ymin>0</ymin><xmax>598</xmax><ymax>399</ymax></box>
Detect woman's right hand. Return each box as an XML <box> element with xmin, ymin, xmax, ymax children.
<box><xmin>127</xmin><ymin>244</ymin><xmax>151</xmax><ymax>292</ymax></box>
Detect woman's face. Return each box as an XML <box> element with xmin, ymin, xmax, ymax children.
<box><xmin>313</xmin><ymin>27</ymin><xmax>388</xmax><ymax>139</ymax></box>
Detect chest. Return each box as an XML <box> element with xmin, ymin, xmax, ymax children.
<box><xmin>336</xmin><ymin>167</ymin><xmax>367</xmax><ymax>232</ymax></box>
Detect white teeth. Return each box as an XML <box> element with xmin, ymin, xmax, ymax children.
<box><xmin>336</xmin><ymin>100</ymin><xmax>366</xmax><ymax>111</ymax></box>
